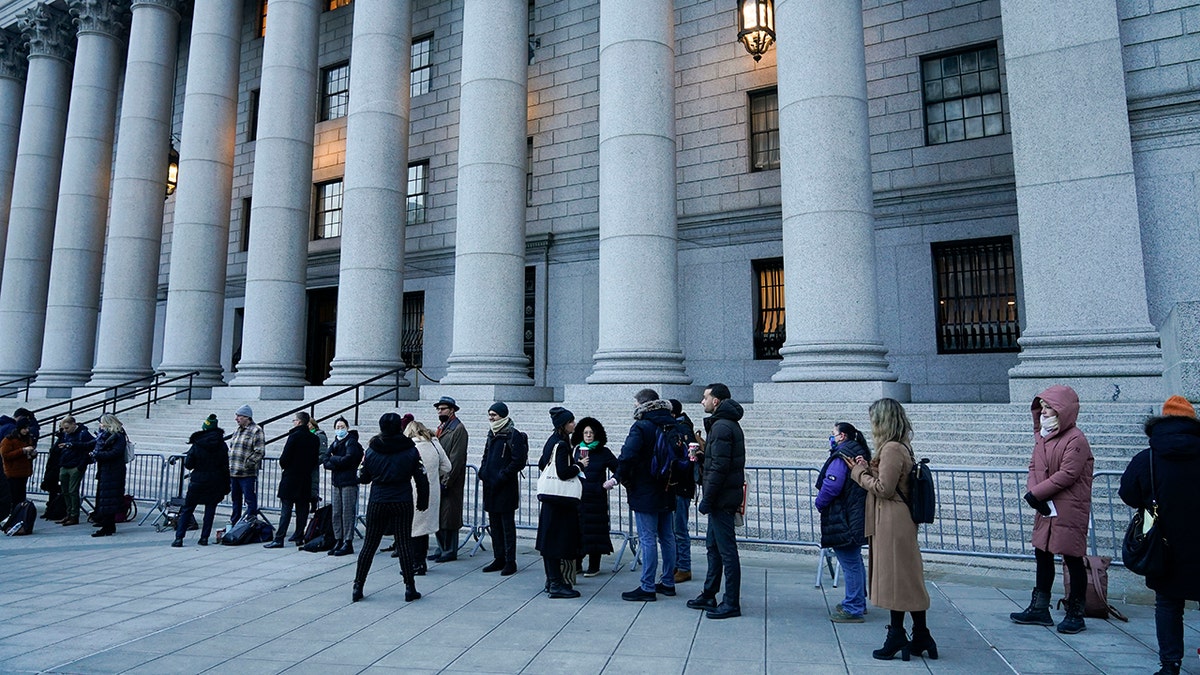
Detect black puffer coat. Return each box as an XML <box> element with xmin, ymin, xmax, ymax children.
<box><xmin>616</xmin><ymin>407</ymin><xmax>677</xmax><ymax>513</ymax></box>
<box><xmin>1120</xmin><ymin>415</ymin><xmax>1200</xmax><ymax>600</ymax></box>
<box><xmin>277</xmin><ymin>426</ymin><xmax>320</xmax><ymax>503</ymax></box>
<box><xmin>359</xmin><ymin>414</ymin><xmax>429</xmax><ymax>508</ymax></box>
<box><xmin>479</xmin><ymin>422</ymin><xmax>528</xmax><ymax>513</ymax></box>
<box><xmin>184</xmin><ymin>428</ymin><xmax>231</xmax><ymax>505</ymax></box>
<box><xmin>92</xmin><ymin>430</ymin><xmax>128</xmax><ymax>517</ymax></box>
<box><xmin>816</xmin><ymin>438</ymin><xmax>869</xmax><ymax>549</ymax></box>
<box><xmin>572</xmin><ymin>418</ymin><xmax>618</xmax><ymax>555</ymax></box>
<box><xmin>700</xmin><ymin>399</ymin><xmax>746</xmax><ymax>515</ymax></box>
<box><xmin>325</xmin><ymin>430</ymin><xmax>364</xmax><ymax>488</ymax></box>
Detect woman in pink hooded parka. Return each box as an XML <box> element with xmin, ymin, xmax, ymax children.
<box><xmin>1009</xmin><ymin>385</ymin><xmax>1094</xmax><ymax>634</ymax></box>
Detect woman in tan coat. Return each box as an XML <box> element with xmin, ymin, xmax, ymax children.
<box><xmin>850</xmin><ymin>398</ymin><xmax>934</xmax><ymax>662</ymax></box>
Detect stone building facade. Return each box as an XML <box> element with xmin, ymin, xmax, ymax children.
<box><xmin>0</xmin><ymin>0</ymin><xmax>1195</xmax><ymax>404</ymax></box>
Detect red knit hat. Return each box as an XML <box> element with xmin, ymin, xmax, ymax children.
<box><xmin>1162</xmin><ymin>395</ymin><xmax>1196</xmax><ymax>418</ymax></box>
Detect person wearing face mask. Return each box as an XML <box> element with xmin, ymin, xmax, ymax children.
<box><xmin>816</xmin><ymin>422</ymin><xmax>871</xmax><ymax>623</ymax></box>
<box><xmin>1010</xmin><ymin>385</ymin><xmax>1094</xmax><ymax>634</ymax></box>
<box><xmin>431</xmin><ymin>396</ymin><xmax>469</xmax><ymax>562</ymax></box>
<box><xmin>324</xmin><ymin>416</ymin><xmax>364</xmax><ymax>556</ymax></box>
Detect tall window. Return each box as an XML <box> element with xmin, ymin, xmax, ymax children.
<box><xmin>406</xmin><ymin>161</ymin><xmax>428</xmax><ymax>225</ymax></box>
<box><xmin>524</xmin><ymin>266</ymin><xmax>536</xmax><ymax>379</ymax></box>
<box><xmin>258</xmin><ymin>0</ymin><xmax>267</xmax><ymax>38</ymax></box>
<box><xmin>410</xmin><ymin>35</ymin><xmax>433</xmax><ymax>98</ymax></box>
<box><xmin>320</xmin><ymin>62</ymin><xmax>351</xmax><ymax>121</ymax></box>
<box><xmin>239</xmin><ymin>197</ymin><xmax>252</xmax><ymax>252</ymax></box>
<box><xmin>932</xmin><ymin>236</ymin><xmax>1020</xmax><ymax>353</ymax></box>
<box><xmin>922</xmin><ymin>44</ymin><xmax>1003</xmax><ymax>145</ymax></box>
<box><xmin>749</xmin><ymin>88</ymin><xmax>780</xmax><ymax>171</ymax></box>
<box><xmin>526</xmin><ymin>137</ymin><xmax>534</xmax><ymax>205</ymax></box>
<box><xmin>753</xmin><ymin>258</ymin><xmax>785</xmax><ymax>359</ymax></box>
<box><xmin>401</xmin><ymin>291</ymin><xmax>425</xmax><ymax>369</ymax></box>
<box><xmin>327</xmin><ymin>0</ymin><xmax>352</xmax><ymax>10</ymax></box>
<box><xmin>314</xmin><ymin>179</ymin><xmax>344</xmax><ymax>239</ymax></box>
<box><xmin>247</xmin><ymin>88</ymin><xmax>260</xmax><ymax>142</ymax></box>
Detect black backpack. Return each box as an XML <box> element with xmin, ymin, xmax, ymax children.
<box><xmin>221</xmin><ymin>513</ymin><xmax>275</xmax><ymax>545</ymax></box>
<box><xmin>3</xmin><ymin>500</ymin><xmax>37</xmax><ymax>536</ymax></box>
<box><xmin>900</xmin><ymin>453</ymin><xmax>936</xmax><ymax>525</ymax></box>
<box><xmin>301</xmin><ymin>504</ymin><xmax>335</xmax><ymax>551</ymax></box>
<box><xmin>651</xmin><ymin>422</ymin><xmax>691</xmax><ymax>495</ymax></box>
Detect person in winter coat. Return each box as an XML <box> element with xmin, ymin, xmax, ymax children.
<box><xmin>1120</xmin><ymin>395</ymin><xmax>1200</xmax><ymax>675</ymax></box>
<box><xmin>573</xmin><ymin>417</ymin><xmax>618</xmax><ymax>577</ymax></box>
<box><xmin>0</xmin><ymin>416</ymin><xmax>36</xmax><ymax>505</ymax></box>
<box><xmin>172</xmin><ymin>415</ymin><xmax>231</xmax><ymax>547</ymax></box>
<box><xmin>90</xmin><ymin>414</ymin><xmax>129</xmax><ymax>537</ymax></box>
<box><xmin>850</xmin><ymin>398</ymin><xmax>934</xmax><ymax>662</ymax></box>
<box><xmin>308</xmin><ymin>416</ymin><xmax>329</xmax><ymax>510</ymax></box>
<box><xmin>324</xmin><ymin>416</ymin><xmax>364</xmax><ymax>557</ymax></box>
<box><xmin>265</xmin><ymin>412</ymin><xmax>321</xmax><ymax>548</ymax></box>
<box><xmin>403</xmin><ymin>416</ymin><xmax>451</xmax><ymax>573</ymax></box>
<box><xmin>478</xmin><ymin>402</ymin><xmax>528</xmax><ymax>576</ymax></box>
<box><xmin>817</xmin><ymin>422</ymin><xmax>871</xmax><ymax>623</ymax></box>
<box><xmin>228</xmin><ymin>404</ymin><xmax>265</xmax><ymax>524</ymax></box>
<box><xmin>353</xmin><ymin>412</ymin><xmax>430</xmax><ymax>603</ymax></box>
<box><xmin>432</xmin><ymin>396</ymin><xmax>469</xmax><ymax>562</ymax></box>
<box><xmin>536</xmin><ymin>407</ymin><xmax>587</xmax><ymax>599</ymax></box>
<box><xmin>55</xmin><ymin>415</ymin><xmax>94</xmax><ymax>526</ymax></box>
<box><xmin>1009</xmin><ymin>385</ymin><xmax>1094</xmax><ymax>635</ymax></box>
<box><xmin>669</xmin><ymin>399</ymin><xmax>701</xmax><ymax>584</ymax></box>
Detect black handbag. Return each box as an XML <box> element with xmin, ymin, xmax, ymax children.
<box><xmin>1122</xmin><ymin>451</ymin><xmax>1167</xmax><ymax>577</ymax></box>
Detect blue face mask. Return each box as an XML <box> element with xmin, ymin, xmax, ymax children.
<box><xmin>829</xmin><ymin>435</ymin><xmax>838</xmax><ymax>450</ymax></box>
<box><xmin>335</xmin><ymin>429</ymin><xmax>348</xmax><ymax>440</ymax></box>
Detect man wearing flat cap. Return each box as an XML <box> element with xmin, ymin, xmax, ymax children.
<box><xmin>432</xmin><ymin>396</ymin><xmax>469</xmax><ymax>562</ymax></box>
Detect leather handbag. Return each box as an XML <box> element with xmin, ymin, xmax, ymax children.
<box><xmin>1122</xmin><ymin>451</ymin><xmax>1167</xmax><ymax>577</ymax></box>
<box><xmin>536</xmin><ymin>442</ymin><xmax>582</xmax><ymax>501</ymax></box>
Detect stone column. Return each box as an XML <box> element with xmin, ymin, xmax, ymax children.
<box><xmin>1001</xmin><ymin>1</ymin><xmax>1163</xmax><ymax>403</ymax></box>
<box><xmin>35</xmin><ymin>0</ymin><xmax>129</xmax><ymax>393</ymax></box>
<box><xmin>439</xmin><ymin>0</ymin><xmax>533</xmax><ymax>389</ymax></box>
<box><xmin>230</xmin><ymin>0</ymin><xmax>320</xmax><ymax>396</ymax></box>
<box><xmin>754</xmin><ymin>0</ymin><xmax>905</xmax><ymax>403</ymax></box>
<box><xmin>0</xmin><ymin>31</ymin><xmax>28</xmax><ymax>283</ymax></box>
<box><xmin>325</xmin><ymin>0</ymin><xmax>413</xmax><ymax>386</ymax></box>
<box><xmin>583</xmin><ymin>0</ymin><xmax>691</xmax><ymax>388</ymax></box>
<box><xmin>158</xmin><ymin>0</ymin><xmax>245</xmax><ymax>390</ymax></box>
<box><xmin>89</xmin><ymin>0</ymin><xmax>182</xmax><ymax>387</ymax></box>
<box><xmin>0</xmin><ymin>5</ymin><xmax>75</xmax><ymax>383</ymax></box>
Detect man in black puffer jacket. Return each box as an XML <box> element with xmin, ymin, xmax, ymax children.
<box><xmin>686</xmin><ymin>383</ymin><xmax>745</xmax><ymax>620</ymax></box>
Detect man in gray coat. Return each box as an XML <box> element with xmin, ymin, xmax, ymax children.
<box><xmin>432</xmin><ymin>396</ymin><xmax>469</xmax><ymax>562</ymax></box>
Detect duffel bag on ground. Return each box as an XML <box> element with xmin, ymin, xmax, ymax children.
<box><xmin>3</xmin><ymin>500</ymin><xmax>37</xmax><ymax>536</ymax></box>
<box><xmin>220</xmin><ymin>513</ymin><xmax>275</xmax><ymax>545</ymax></box>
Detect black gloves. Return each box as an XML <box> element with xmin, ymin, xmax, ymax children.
<box><xmin>1024</xmin><ymin>491</ymin><xmax>1051</xmax><ymax>516</ymax></box>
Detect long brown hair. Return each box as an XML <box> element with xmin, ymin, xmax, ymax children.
<box><xmin>868</xmin><ymin>398</ymin><xmax>912</xmax><ymax>449</ymax></box>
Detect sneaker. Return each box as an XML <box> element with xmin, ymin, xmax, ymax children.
<box><xmin>706</xmin><ymin>603</ymin><xmax>741</xmax><ymax>620</ymax></box>
<box><xmin>582</xmin><ymin>568</ymin><xmax>602</xmax><ymax>578</ymax></box>
<box><xmin>655</xmin><ymin>583</ymin><xmax>676</xmax><ymax>597</ymax></box>
<box><xmin>621</xmin><ymin>587</ymin><xmax>657</xmax><ymax>602</ymax></box>
<box><xmin>836</xmin><ymin>603</ymin><xmax>868</xmax><ymax>615</ymax></box>
<box><xmin>674</xmin><ymin>569</ymin><xmax>692</xmax><ymax>583</ymax></box>
<box><xmin>830</xmin><ymin>608</ymin><xmax>865</xmax><ymax>623</ymax></box>
<box><xmin>686</xmin><ymin>594</ymin><xmax>717</xmax><ymax>610</ymax></box>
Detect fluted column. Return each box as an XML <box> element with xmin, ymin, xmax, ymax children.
<box><xmin>231</xmin><ymin>0</ymin><xmax>320</xmax><ymax>392</ymax></box>
<box><xmin>35</xmin><ymin>0</ymin><xmax>129</xmax><ymax>391</ymax></box>
<box><xmin>89</xmin><ymin>0</ymin><xmax>182</xmax><ymax>387</ymax></box>
<box><xmin>1001</xmin><ymin>0</ymin><xmax>1163</xmax><ymax>402</ymax></box>
<box><xmin>0</xmin><ymin>31</ymin><xmax>28</xmax><ymax>284</ymax></box>
<box><xmin>158</xmin><ymin>0</ymin><xmax>245</xmax><ymax>389</ymax></box>
<box><xmin>584</xmin><ymin>0</ymin><xmax>690</xmax><ymax>386</ymax></box>
<box><xmin>440</xmin><ymin>0</ymin><xmax>532</xmax><ymax>386</ymax></box>
<box><xmin>325</xmin><ymin>0</ymin><xmax>413</xmax><ymax>386</ymax></box>
<box><xmin>755</xmin><ymin>0</ymin><xmax>905</xmax><ymax>403</ymax></box>
<box><xmin>0</xmin><ymin>5</ymin><xmax>75</xmax><ymax>383</ymax></box>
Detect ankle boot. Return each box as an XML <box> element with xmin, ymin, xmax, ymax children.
<box><xmin>338</xmin><ymin>541</ymin><xmax>354</xmax><ymax>556</ymax></box>
<box><xmin>1154</xmin><ymin>661</ymin><xmax>1182</xmax><ymax>675</ymax></box>
<box><xmin>872</xmin><ymin>625</ymin><xmax>910</xmax><ymax>661</ymax></box>
<box><xmin>909</xmin><ymin>627</ymin><xmax>938</xmax><ymax>660</ymax></box>
<box><xmin>328</xmin><ymin>540</ymin><xmax>343</xmax><ymax>556</ymax></box>
<box><xmin>482</xmin><ymin>558</ymin><xmax>505</xmax><ymax>573</ymax></box>
<box><xmin>405</xmin><ymin>584</ymin><xmax>421</xmax><ymax>602</ymax></box>
<box><xmin>1056</xmin><ymin>597</ymin><xmax>1086</xmax><ymax>634</ymax></box>
<box><xmin>351</xmin><ymin>582</ymin><xmax>363</xmax><ymax>602</ymax></box>
<box><xmin>1010</xmin><ymin>589</ymin><xmax>1053</xmax><ymax>626</ymax></box>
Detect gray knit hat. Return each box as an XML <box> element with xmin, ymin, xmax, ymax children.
<box><xmin>236</xmin><ymin>404</ymin><xmax>253</xmax><ymax>418</ymax></box>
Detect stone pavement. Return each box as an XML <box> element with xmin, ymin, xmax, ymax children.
<box><xmin>0</xmin><ymin>516</ymin><xmax>1195</xmax><ymax>675</ymax></box>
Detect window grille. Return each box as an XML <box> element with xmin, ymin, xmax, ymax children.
<box><xmin>401</xmin><ymin>291</ymin><xmax>424</xmax><ymax>369</ymax></box>
<box><xmin>314</xmin><ymin>179</ymin><xmax>344</xmax><ymax>239</ymax></box>
<box><xmin>524</xmin><ymin>266</ymin><xmax>536</xmax><ymax>379</ymax></box>
<box><xmin>406</xmin><ymin>161</ymin><xmax>428</xmax><ymax>225</ymax></box>
<box><xmin>749</xmin><ymin>88</ymin><xmax>780</xmax><ymax>171</ymax></box>
<box><xmin>247</xmin><ymin>89</ymin><xmax>260</xmax><ymax>142</ymax></box>
<box><xmin>753</xmin><ymin>258</ymin><xmax>785</xmax><ymax>359</ymax></box>
<box><xmin>932</xmin><ymin>236</ymin><xmax>1020</xmax><ymax>353</ymax></box>
<box><xmin>239</xmin><ymin>197</ymin><xmax>251</xmax><ymax>252</ymax></box>
<box><xmin>321</xmin><ymin>62</ymin><xmax>351</xmax><ymax>121</ymax></box>
<box><xmin>922</xmin><ymin>44</ymin><xmax>1003</xmax><ymax>145</ymax></box>
<box><xmin>411</xmin><ymin>36</ymin><xmax>433</xmax><ymax>98</ymax></box>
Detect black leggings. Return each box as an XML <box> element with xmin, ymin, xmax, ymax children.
<box><xmin>890</xmin><ymin>610</ymin><xmax>927</xmax><ymax>631</ymax></box>
<box><xmin>1035</xmin><ymin>548</ymin><xmax>1085</xmax><ymax>602</ymax></box>
<box><xmin>355</xmin><ymin>501</ymin><xmax>417</xmax><ymax>587</ymax></box>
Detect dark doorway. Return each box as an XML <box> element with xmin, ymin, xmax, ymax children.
<box><xmin>306</xmin><ymin>288</ymin><xmax>337</xmax><ymax>385</ymax></box>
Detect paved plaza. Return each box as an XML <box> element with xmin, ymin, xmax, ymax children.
<box><xmin>0</xmin><ymin>516</ymin><xmax>1195</xmax><ymax>675</ymax></box>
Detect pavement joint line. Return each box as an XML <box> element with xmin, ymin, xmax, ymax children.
<box><xmin>516</xmin><ymin>559</ymin><xmax>626</xmax><ymax>674</ymax></box>
<box><xmin>441</xmin><ymin>558</ymin><xmax>546</xmax><ymax>672</ymax></box>
<box><xmin>932</xmin><ymin>580</ymin><xmax>1019</xmax><ymax>674</ymax></box>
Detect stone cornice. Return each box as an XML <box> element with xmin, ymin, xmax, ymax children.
<box><xmin>67</xmin><ymin>0</ymin><xmax>130</xmax><ymax>41</ymax></box>
<box><xmin>19</xmin><ymin>3</ymin><xmax>75</xmax><ymax>61</ymax></box>
<box><xmin>0</xmin><ymin>27</ymin><xmax>27</xmax><ymax>80</ymax></box>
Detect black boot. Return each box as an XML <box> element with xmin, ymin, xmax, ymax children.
<box><xmin>351</xmin><ymin>582</ymin><xmax>363</xmax><ymax>602</ymax></box>
<box><xmin>328</xmin><ymin>540</ymin><xmax>343</xmax><ymax>556</ymax></box>
<box><xmin>1009</xmin><ymin>589</ymin><xmax>1053</xmax><ymax>626</ymax></box>
<box><xmin>909</xmin><ymin>627</ymin><xmax>938</xmax><ymax>660</ymax></box>
<box><xmin>336</xmin><ymin>540</ymin><xmax>354</xmax><ymax>557</ymax></box>
<box><xmin>405</xmin><ymin>583</ymin><xmax>421</xmax><ymax>602</ymax></box>
<box><xmin>1056</xmin><ymin>597</ymin><xmax>1086</xmax><ymax>634</ymax></box>
<box><xmin>482</xmin><ymin>558</ymin><xmax>505</xmax><ymax>573</ymax></box>
<box><xmin>872</xmin><ymin>625</ymin><xmax>910</xmax><ymax>661</ymax></box>
<box><xmin>548</xmin><ymin>581</ymin><xmax>581</xmax><ymax>599</ymax></box>
<box><xmin>1154</xmin><ymin>661</ymin><xmax>1182</xmax><ymax>675</ymax></box>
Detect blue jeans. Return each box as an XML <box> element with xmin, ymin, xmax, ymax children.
<box><xmin>1155</xmin><ymin>592</ymin><xmax>1185</xmax><ymax>665</ymax></box>
<box><xmin>634</xmin><ymin>510</ymin><xmax>676</xmax><ymax>593</ymax></box>
<box><xmin>229</xmin><ymin>476</ymin><xmax>258</xmax><ymax>523</ymax></box>
<box><xmin>832</xmin><ymin>545</ymin><xmax>866</xmax><ymax>616</ymax></box>
<box><xmin>674</xmin><ymin>496</ymin><xmax>691</xmax><ymax>572</ymax></box>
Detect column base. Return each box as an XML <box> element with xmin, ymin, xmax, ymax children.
<box><xmin>563</xmin><ymin>383</ymin><xmax>705</xmax><ymax>404</ymax></box>
<box><xmin>769</xmin><ymin>342</ymin><xmax>898</xmax><ymax>384</ymax></box>
<box><xmin>87</xmin><ymin>368</ymin><xmax>156</xmax><ymax>390</ymax></box>
<box><xmin>1161</xmin><ymin>300</ymin><xmax>1200</xmax><ymax>401</ymax></box>
<box><xmin>158</xmin><ymin>363</ymin><xmax>228</xmax><ymax>390</ymax></box>
<box><xmin>324</xmin><ymin>359</ymin><xmax>410</xmax><ymax>388</ymax></box>
<box><xmin>754</xmin><ymin>380</ymin><xmax>911</xmax><ymax>403</ymax></box>
<box><xmin>31</xmin><ymin>369</ymin><xmax>91</xmax><ymax>391</ymax></box>
<box><xmin>420</xmin><ymin>384</ymin><xmax>554</xmax><ymax>406</ymax></box>
<box><xmin>1007</xmin><ymin>328</ymin><xmax>1165</xmax><ymax>403</ymax></box>
<box><xmin>29</xmin><ymin>386</ymin><xmax>80</xmax><ymax>400</ymax></box>
<box><xmin>217</xmin><ymin>384</ymin><xmax>307</xmax><ymax>401</ymax></box>
<box><xmin>229</xmin><ymin>361</ymin><xmax>309</xmax><ymax>390</ymax></box>
<box><xmin>585</xmin><ymin>349</ymin><xmax>691</xmax><ymax>385</ymax></box>
<box><xmin>441</xmin><ymin>353</ymin><xmax>534</xmax><ymax>386</ymax></box>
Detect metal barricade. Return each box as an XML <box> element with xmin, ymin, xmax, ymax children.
<box><xmin>27</xmin><ymin>450</ymin><xmax>167</xmax><ymax>524</ymax></box>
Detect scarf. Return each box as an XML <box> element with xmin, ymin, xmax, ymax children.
<box><xmin>578</xmin><ymin>440</ymin><xmax>598</xmax><ymax>451</ymax></box>
<box><xmin>490</xmin><ymin>417</ymin><xmax>512</xmax><ymax>434</ymax></box>
<box><xmin>633</xmin><ymin>398</ymin><xmax>672</xmax><ymax>420</ymax></box>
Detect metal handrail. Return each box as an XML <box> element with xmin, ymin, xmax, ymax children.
<box><xmin>0</xmin><ymin>374</ymin><xmax>35</xmax><ymax>402</ymax></box>
<box><xmin>31</xmin><ymin>373</ymin><xmax>160</xmax><ymax>418</ymax></box>
<box><xmin>260</xmin><ymin>366</ymin><xmax>409</xmax><ymax>444</ymax></box>
<box><xmin>34</xmin><ymin>370</ymin><xmax>200</xmax><ymax>435</ymax></box>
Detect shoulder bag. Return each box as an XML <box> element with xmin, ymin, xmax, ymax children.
<box><xmin>1121</xmin><ymin>450</ymin><xmax>1167</xmax><ymax>577</ymax></box>
<box><xmin>536</xmin><ymin>442</ymin><xmax>582</xmax><ymax>500</ymax></box>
